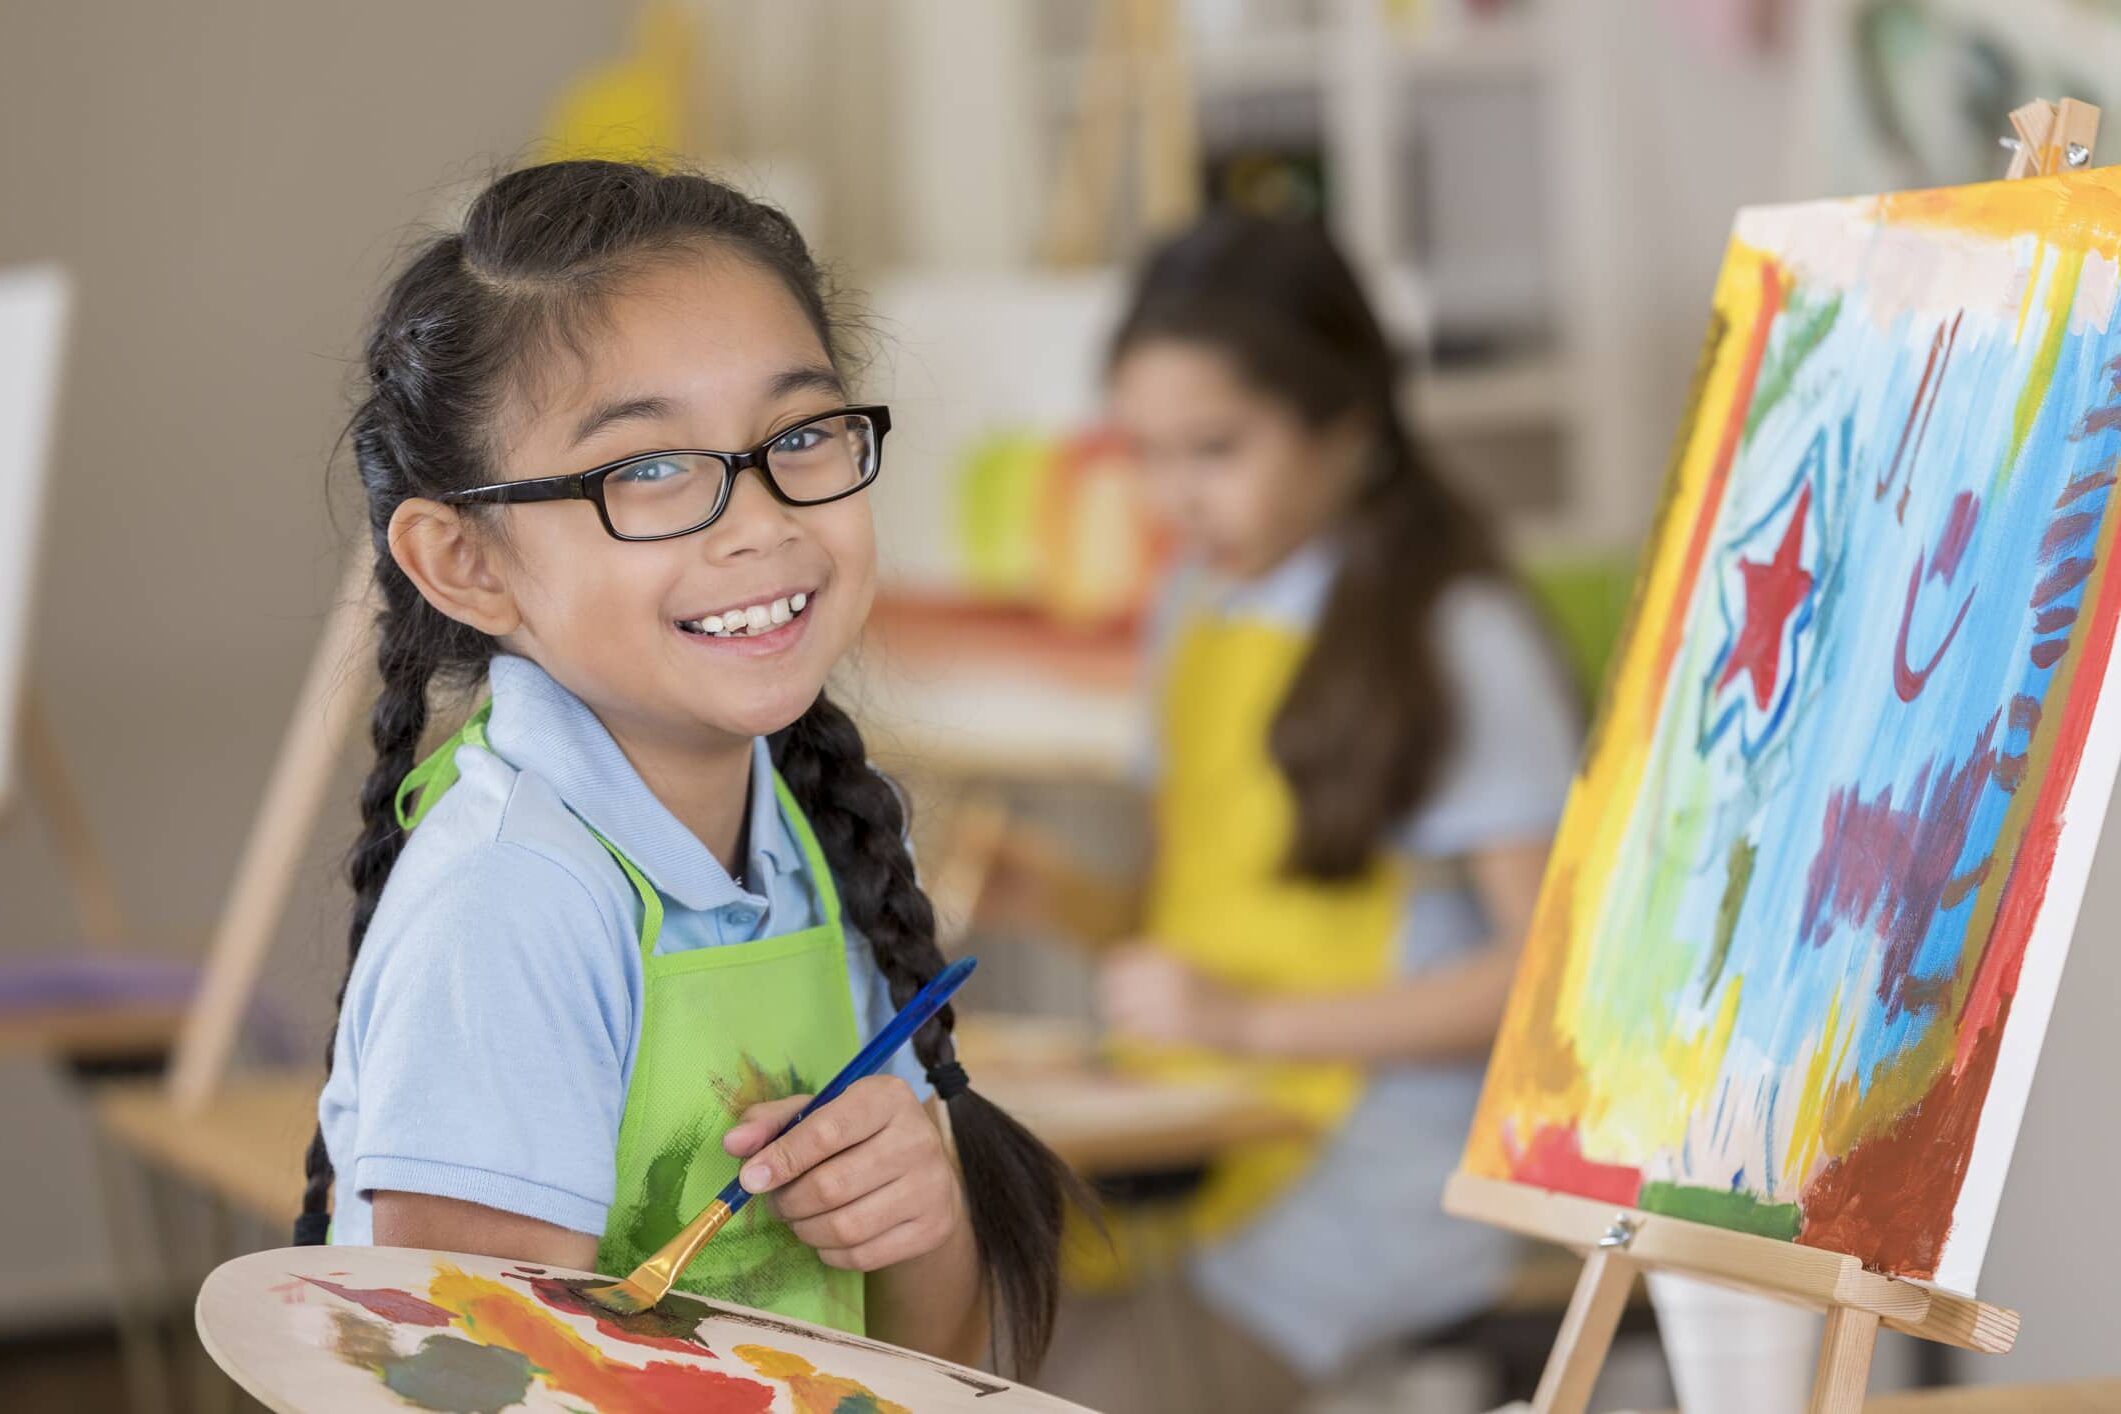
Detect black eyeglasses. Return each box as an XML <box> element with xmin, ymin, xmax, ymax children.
<box><xmin>441</xmin><ymin>405</ymin><xmax>891</xmax><ymax>542</ymax></box>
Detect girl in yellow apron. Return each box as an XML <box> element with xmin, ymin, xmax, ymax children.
<box><xmin>1047</xmin><ymin>212</ymin><xmax>1583</xmax><ymax>1406</ymax></box>
<box><xmin>297</xmin><ymin>160</ymin><xmax>1070</xmax><ymax>1377</ymax></box>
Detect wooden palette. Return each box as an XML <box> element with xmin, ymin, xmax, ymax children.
<box><xmin>197</xmin><ymin>1245</ymin><xmax>1098</xmax><ymax>1413</ymax></box>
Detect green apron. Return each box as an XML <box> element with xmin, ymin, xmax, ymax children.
<box><xmin>396</xmin><ymin>703</ymin><xmax>867</xmax><ymax>1335</ymax></box>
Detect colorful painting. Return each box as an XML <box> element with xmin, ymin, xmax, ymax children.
<box><xmin>197</xmin><ymin>1247</ymin><xmax>1093</xmax><ymax>1413</ymax></box>
<box><xmin>1463</xmin><ymin>167</ymin><xmax>2121</xmax><ymax>1292</ymax></box>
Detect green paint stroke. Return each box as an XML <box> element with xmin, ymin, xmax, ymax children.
<box><xmin>1743</xmin><ymin>292</ymin><xmax>1842</xmax><ymax>445</ymax></box>
<box><xmin>329</xmin><ymin>1310</ymin><xmax>533</xmax><ymax>1414</ymax></box>
<box><xmin>1701</xmin><ymin>835</ymin><xmax>1757</xmax><ymax>1002</ymax></box>
<box><xmin>2005</xmin><ymin>246</ymin><xmax>2088</xmax><ymax>483</ymax></box>
<box><xmin>1638</xmin><ymin>1181</ymin><xmax>1803</xmax><ymax>1240</ymax></box>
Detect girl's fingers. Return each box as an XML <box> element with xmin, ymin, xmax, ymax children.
<box><xmin>815</xmin><ymin>1215</ymin><xmax>957</xmax><ymax>1272</ymax></box>
<box><xmin>771</xmin><ymin>1117</ymin><xmax>935</xmax><ymax>1221</ymax></box>
<box><xmin>783</xmin><ymin>1172</ymin><xmax>922</xmax><ymax>1250</ymax></box>
<box><xmin>737</xmin><ymin>1076</ymin><xmax>913</xmax><ymax>1194</ymax></box>
<box><xmin>722</xmin><ymin>1094</ymin><xmax>813</xmax><ymax>1158</ymax></box>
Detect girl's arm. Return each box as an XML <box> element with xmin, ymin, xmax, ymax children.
<box><xmin>371</xmin><ymin>1191</ymin><xmax>601</xmax><ymax>1268</ymax></box>
<box><xmin>1101</xmin><ymin>836</ymin><xmax>1548</xmax><ymax>1064</ymax></box>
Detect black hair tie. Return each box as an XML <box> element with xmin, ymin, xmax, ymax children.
<box><xmin>926</xmin><ymin>1061</ymin><xmax>972</xmax><ymax>1101</ymax></box>
<box><xmin>292</xmin><ymin>1212</ymin><xmax>331</xmax><ymax>1247</ymax></box>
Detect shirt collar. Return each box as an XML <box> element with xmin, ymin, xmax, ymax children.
<box><xmin>1198</xmin><ymin>534</ymin><xmax>1341</xmax><ymax>624</ymax></box>
<box><xmin>482</xmin><ymin>654</ymin><xmax>794</xmax><ymax>912</ymax></box>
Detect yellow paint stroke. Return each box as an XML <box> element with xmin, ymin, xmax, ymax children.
<box><xmin>1788</xmin><ymin>988</ymin><xmax>1856</xmax><ymax>1184</ymax></box>
<box><xmin>2006</xmin><ymin>245</ymin><xmax>2089</xmax><ymax>481</ymax></box>
<box><xmin>1877</xmin><ymin>170</ymin><xmax>2121</xmax><ymax>257</ymax></box>
<box><xmin>1463</xmin><ymin>241</ymin><xmax>1778</xmax><ymax>1176</ymax></box>
<box><xmin>2013</xmin><ymin>245</ymin><xmax>2047</xmax><ymax>347</ymax></box>
<box><xmin>733</xmin><ymin>1344</ymin><xmax>910</xmax><ymax>1414</ymax></box>
<box><xmin>1582</xmin><ymin>973</ymin><xmax>1743</xmax><ymax>1159</ymax></box>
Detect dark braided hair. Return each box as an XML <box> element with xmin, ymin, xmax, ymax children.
<box><xmin>299</xmin><ymin>159</ymin><xmax>1070</xmax><ymax>1375</ymax></box>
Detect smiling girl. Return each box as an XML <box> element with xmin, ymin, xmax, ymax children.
<box><xmin>302</xmin><ymin>160</ymin><xmax>1067</xmax><ymax>1373</ymax></box>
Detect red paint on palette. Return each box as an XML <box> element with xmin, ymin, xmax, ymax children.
<box><xmin>299</xmin><ymin>1276</ymin><xmax>453</xmax><ymax>1328</ymax></box>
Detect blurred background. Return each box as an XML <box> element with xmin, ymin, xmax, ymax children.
<box><xmin>4</xmin><ymin>1</ymin><xmax>2121</xmax><ymax>1411</ymax></box>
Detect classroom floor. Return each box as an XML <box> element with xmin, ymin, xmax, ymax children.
<box><xmin>3</xmin><ymin>1325</ymin><xmax>136</xmax><ymax>1412</ymax></box>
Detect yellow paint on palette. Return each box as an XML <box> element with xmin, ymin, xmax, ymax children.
<box><xmin>1463</xmin><ymin>238</ymin><xmax>1782</xmax><ymax>1176</ymax></box>
<box><xmin>734</xmin><ymin>1344</ymin><xmax>911</xmax><ymax>1414</ymax></box>
<box><xmin>542</xmin><ymin>1</ymin><xmax>700</xmax><ymax>164</ymax></box>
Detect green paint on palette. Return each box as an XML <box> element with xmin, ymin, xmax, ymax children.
<box><xmin>1743</xmin><ymin>292</ymin><xmax>1842</xmax><ymax>445</ymax></box>
<box><xmin>1637</xmin><ymin>1181</ymin><xmax>1803</xmax><ymax>1240</ymax></box>
<box><xmin>1702</xmin><ymin>835</ymin><xmax>1757</xmax><ymax>1001</ymax></box>
<box><xmin>329</xmin><ymin>1310</ymin><xmax>533</xmax><ymax>1413</ymax></box>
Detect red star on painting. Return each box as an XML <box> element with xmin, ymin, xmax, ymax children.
<box><xmin>1716</xmin><ymin>485</ymin><xmax>1815</xmax><ymax>710</ymax></box>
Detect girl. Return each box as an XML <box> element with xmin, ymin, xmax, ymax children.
<box><xmin>1042</xmin><ymin>212</ymin><xmax>1582</xmax><ymax>1407</ymax></box>
<box><xmin>301</xmin><ymin>159</ymin><xmax>1068</xmax><ymax>1375</ymax></box>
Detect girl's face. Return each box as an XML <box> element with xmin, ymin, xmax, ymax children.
<box><xmin>480</xmin><ymin>252</ymin><xmax>874</xmax><ymax>751</ymax></box>
<box><xmin>1107</xmin><ymin>338</ymin><xmax>1366</xmax><ymax>580</ymax></box>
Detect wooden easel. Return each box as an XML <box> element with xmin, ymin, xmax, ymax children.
<box><xmin>1442</xmin><ymin>99</ymin><xmax>2102</xmax><ymax>1414</ymax></box>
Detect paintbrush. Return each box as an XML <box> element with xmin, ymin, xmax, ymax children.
<box><xmin>581</xmin><ymin>956</ymin><xmax>979</xmax><ymax>1315</ymax></box>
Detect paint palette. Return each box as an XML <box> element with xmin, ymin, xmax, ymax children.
<box><xmin>197</xmin><ymin>1245</ymin><xmax>1099</xmax><ymax>1413</ymax></box>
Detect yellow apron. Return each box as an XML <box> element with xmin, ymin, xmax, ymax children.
<box><xmin>1073</xmin><ymin>610</ymin><xmax>1417</xmax><ymax>1285</ymax></box>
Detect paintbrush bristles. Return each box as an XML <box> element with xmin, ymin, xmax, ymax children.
<box><xmin>580</xmin><ymin>1199</ymin><xmax>736</xmax><ymax>1315</ymax></box>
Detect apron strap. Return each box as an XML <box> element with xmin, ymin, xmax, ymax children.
<box><xmin>771</xmin><ymin>772</ymin><xmax>842</xmax><ymax>929</ymax></box>
<box><xmin>395</xmin><ymin>702</ymin><xmax>495</xmax><ymax>831</ymax></box>
<box><xmin>395</xmin><ymin>699</ymin><xmax>664</xmax><ymax>956</ymax></box>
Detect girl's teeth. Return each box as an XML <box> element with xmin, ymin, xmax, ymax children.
<box><xmin>745</xmin><ymin>605</ymin><xmax>771</xmax><ymax>631</ymax></box>
<box><xmin>770</xmin><ymin>597</ymin><xmax>793</xmax><ymax>625</ymax></box>
<box><xmin>684</xmin><ymin>594</ymin><xmax>811</xmax><ymax>637</ymax></box>
<box><xmin>791</xmin><ymin>592</ymin><xmax>807</xmax><ymax>612</ymax></box>
<box><xmin>701</xmin><ymin>614</ymin><xmax>724</xmax><ymax>634</ymax></box>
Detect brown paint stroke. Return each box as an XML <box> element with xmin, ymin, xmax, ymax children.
<box><xmin>1995</xmin><ymin>753</ymin><xmax>2030</xmax><ymax>792</ymax></box>
<box><xmin>2055</xmin><ymin>469</ymin><xmax>2117</xmax><ymax>509</ymax></box>
<box><xmin>2034</xmin><ymin>606</ymin><xmax>2079</xmax><ymax>634</ymax></box>
<box><xmin>1797</xmin><ymin>1009</ymin><xmax>2004</xmax><ymax>1277</ymax></box>
<box><xmin>2032</xmin><ymin>557</ymin><xmax>2095</xmax><ymax>608</ymax></box>
<box><xmin>2009</xmin><ymin>694</ymin><xmax>2044</xmax><ymax>732</ymax></box>
<box><xmin>2031</xmin><ymin>637</ymin><xmax>2072</xmax><ymax>669</ymax></box>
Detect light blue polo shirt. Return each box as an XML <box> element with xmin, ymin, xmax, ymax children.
<box><xmin>319</xmin><ymin>653</ymin><xmax>930</xmax><ymax>1244</ymax></box>
<box><xmin>1146</xmin><ymin>541</ymin><xmax>1583</xmax><ymax>1377</ymax></box>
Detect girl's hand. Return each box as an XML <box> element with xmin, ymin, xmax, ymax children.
<box><xmin>1099</xmin><ymin>944</ymin><xmax>1251</xmax><ymax>1050</ymax></box>
<box><xmin>722</xmin><ymin>1076</ymin><xmax>966</xmax><ymax>1272</ymax></box>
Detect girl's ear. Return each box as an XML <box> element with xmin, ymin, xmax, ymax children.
<box><xmin>387</xmin><ymin>498</ymin><xmax>523</xmax><ymax>637</ymax></box>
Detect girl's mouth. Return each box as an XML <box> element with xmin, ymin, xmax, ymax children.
<box><xmin>675</xmin><ymin>590</ymin><xmax>812</xmax><ymax>640</ymax></box>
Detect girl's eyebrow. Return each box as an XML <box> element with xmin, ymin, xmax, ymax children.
<box><xmin>570</xmin><ymin>395</ymin><xmax>676</xmax><ymax>448</ymax></box>
<box><xmin>568</xmin><ymin>366</ymin><xmax>843</xmax><ymax>449</ymax></box>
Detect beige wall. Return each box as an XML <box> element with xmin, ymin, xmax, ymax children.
<box><xmin>0</xmin><ymin>0</ymin><xmax>624</xmax><ymax>1321</ymax></box>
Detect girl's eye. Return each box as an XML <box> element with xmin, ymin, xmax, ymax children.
<box><xmin>613</xmin><ymin>457</ymin><xmax>688</xmax><ymax>485</ymax></box>
<box><xmin>771</xmin><ymin>424</ymin><xmax>830</xmax><ymax>455</ymax></box>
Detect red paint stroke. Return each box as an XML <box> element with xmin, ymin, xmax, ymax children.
<box><xmin>2033</xmin><ymin>557</ymin><xmax>2095</xmax><ymax>607</ymax></box>
<box><xmin>1655</xmin><ymin>262</ymin><xmax>1788</xmax><ymax>704</ymax></box>
<box><xmin>447</xmin><ymin>1278</ymin><xmax>772</xmax><ymax>1414</ymax></box>
<box><xmin>512</xmin><ymin>1265</ymin><xmax>548</xmax><ymax>1275</ymax></box>
<box><xmin>2009</xmin><ymin>694</ymin><xmax>2044</xmax><ymax>731</ymax></box>
<box><xmin>1929</xmin><ymin>492</ymin><xmax>1980</xmax><ymax>582</ymax></box>
<box><xmin>1718</xmin><ymin>483</ymin><xmax>1815</xmax><ymax>709</ymax></box>
<box><xmin>2034</xmin><ymin>606</ymin><xmax>2079</xmax><ymax>634</ymax></box>
<box><xmin>1994</xmin><ymin>753</ymin><xmax>2029</xmax><ymax>792</ymax></box>
<box><xmin>1797</xmin><ymin>1006</ymin><xmax>2003</xmax><ymax>1277</ymax></box>
<box><xmin>1506</xmin><ymin>1122</ymin><xmax>1643</xmax><ymax>1206</ymax></box>
<box><xmin>1960</xmin><ymin>464</ymin><xmax>2121</xmax><ymax>1067</ymax></box>
<box><xmin>2075</xmin><ymin>404</ymin><xmax>2121</xmax><ymax>440</ymax></box>
<box><xmin>1880</xmin><ymin>314</ymin><xmax>1958</xmax><ymax>510</ymax></box>
<box><xmin>2031</xmin><ymin>637</ymin><xmax>2071</xmax><ymax>668</ymax></box>
<box><xmin>299</xmin><ymin>1276</ymin><xmax>452</xmax><ymax>1328</ymax></box>
<box><xmin>1894</xmin><ymin>556</ymin><xmax>1975</xmax><ymax>701</ymax></box>
<box><xmin>1800</xmin><ymin>715</ymin><xmax>2001</xmax><ymax>1020</ymax></box>
<box><xmin>2056</xmin><ymin>469</ymin><xmax>2117</xmax><ymax>508</ymax></box>
<box><xmin>2041</xmin><ymin>511</ymin><xmax>2102</xmax><ymax>559</ymax></box>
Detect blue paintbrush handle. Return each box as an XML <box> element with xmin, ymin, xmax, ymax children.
<box><xmin>717</xmin><ymin>956</ymin><xmax>977</xmax><ymax>1213</ymax></box>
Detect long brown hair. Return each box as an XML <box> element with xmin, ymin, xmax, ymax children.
<box><xmin>1111</xmin><ymin>211</ymin><xmax>1517</xmax><ymax>879</ymax></box>
<box><xmin>301</xmin><ymin>160</ymin><xmax>1069</xmax><ymax>1375</ymax></box>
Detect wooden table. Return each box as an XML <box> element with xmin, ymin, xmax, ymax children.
<box><xmin>1646</xmin><ymin>1378</ymin><xmax>2121</xmax><ymax>1412</ymax></box>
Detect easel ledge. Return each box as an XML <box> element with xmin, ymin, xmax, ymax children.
<box><xmin>1444</xmin><ymin>1171</ymin><xmax>2018</xmax><ymax>1354</ymax></box>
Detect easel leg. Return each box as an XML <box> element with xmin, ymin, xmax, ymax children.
<box><xmin>1807</xmin><ymin>1306</ymin><xmax>1879</xmax><ymax>1414</ymax></box>
<box><xmin>1532</xmin><ymin>1248</ymin><xmax>1638</xmax><ymax>1414</ymax></box>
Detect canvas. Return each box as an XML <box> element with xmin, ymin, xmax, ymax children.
<box><xmin>1463</xmin><ymin>167</ymin><xmax>2121</xmax><ymax>1293</ymax></box>
<box><xmin>198</xmin><ymin>1246</ymin><xmax>1093</xmax><ymax>1414</ymax></box>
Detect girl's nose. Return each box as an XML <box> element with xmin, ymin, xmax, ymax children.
<box><xmin>705</xmin><ymin>465</ymin><xmax>800</xmax><ymax>558</ymax></box>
